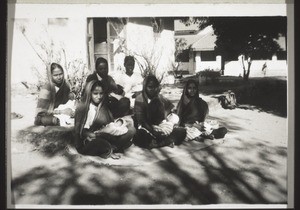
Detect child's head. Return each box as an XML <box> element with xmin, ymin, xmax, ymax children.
<box><xmin>166</xmin><ymin>113</ymin><xmax>179</xmax><ymax>124</ymax></box>
<box><xmin>50</xmin><ymin>63</ymin><xmax>64</xmax><ymax>86</ymax></box>
<box><xmin>124</xmin><ymin>56</ymin><xmax>135</xmax><ymax>76</ymax></box>
<box><xmin>91</xmin><ymin>81</ymin><xmax>104</xmax><ymax>105</ymax></box>
<box><xmin>148</xmin><ymin>97</ymin><xmax>165</xmax><ymax>125</ymax></box>
<box><xmin>95</xmin><ymin>57</ymin><xmax>108</xmax><ymax>78</ymax></box>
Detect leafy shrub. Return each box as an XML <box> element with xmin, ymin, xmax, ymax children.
<box><xmin>197</xmin><ymin>69</ymin><xmax>221</xmax><ymax>85</ymax></box>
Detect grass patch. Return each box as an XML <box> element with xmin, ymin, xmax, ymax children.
<box><xmin>173</xmin><ymin>76</ymin><xmax>287</xmax><ymax>117</ymax></box>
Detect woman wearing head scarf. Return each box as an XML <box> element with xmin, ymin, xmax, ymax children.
<box><xmin>74</xmin><ymin>80</ymin><xmax>135</xmax><ymax>159</ymax></box>
<box><xmin>84</xmin><ymin>57</ymin><xmax>131</xmax><ymax>118</ymax></box>
<box><xmin>34</xmin><ymin>63</ymin><xmax>73</xmax><ymax>126</ymax></box>
<box><xmin>177</xmin><ymin>79</ymin><xmax>227</xmax><ymax>141</ymax></box>
<box><xmin>177</xmin><ymin>79</ymin><xmax>209</xmax><ymax>126</ymax></box>
<box><xmin>133</xmin><ymin>75</ymin><xmax>186</xmax><ymax>149</ymax></box>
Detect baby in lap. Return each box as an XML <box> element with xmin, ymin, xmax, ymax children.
<box><xmin>94</xmin><ymin>118</ymin><xmax>128</xmax><ymax>136</ymax></box>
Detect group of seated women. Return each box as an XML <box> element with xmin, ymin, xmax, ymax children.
<box><xmin>34</xmin><ymin>57</ymin><xmax>227</xmax><ymax>159</ymax></box>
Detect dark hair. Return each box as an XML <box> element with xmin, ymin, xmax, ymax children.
<box><xmin>145</xmin><ymin>75</ymin><xmax>160</xmax><ymax>87</ymax></box>
<box><xmin>81</xmin><ymin>80</ymin><xmax>105</xmax><ymax>104</ymax></box>
<box><xmin>185</xmin><ymin>79</ymin><xmax>199</xmax><ymax>96</ymax></box>
<box><xmin>91</xmin><ymin>80</ymin><xmax>104</xmax><ymax>92</ymax></box>
<box><xmin>124</xmin><ymin>56</ymin><xmax>135</xmax><ymax>65</ymax></box>
<box><xmin>95</xmin><ymin>57</ymin><xmax>108</xmax><ymax>69</ymax></box>
<box><xmin>50</xmin><ymin>63</ymin><xmax>63</xmax><ymax>74</ymax></box>
<box><xmin>186</xmin><ymin>79</ymin><xmax>198</xmax><ymax>86</ymax></box>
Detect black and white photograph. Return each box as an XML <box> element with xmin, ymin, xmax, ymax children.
<box><xmin>6</xmin><ymin>1</ymin><xmax>294</xmax><ymax>209</ymax></box>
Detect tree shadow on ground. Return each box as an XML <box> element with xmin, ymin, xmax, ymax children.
<box><xmin>188</xmin><ymin>141</ymin><xmax>287</xmax><ymax>204</ymax></box>
<box><xmin>11</xmin><ymin>130</ymin><xmax>287</xmax><ymax>205</ymax></box>
<box><xmin>11</xmin><ymin>81</ymin><xmax>287</xmax><ymax>204</ymax></box>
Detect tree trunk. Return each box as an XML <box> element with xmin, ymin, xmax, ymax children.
<box><xmin>241</xmin><ymin>55</ymin><xmax>252</xmax><ymax>81</ymax></box>
<box><xmin>245</xmin><ymin>58</ymin><xmax>252</xmax><ymax>79</ymax></box>
<box><xmin>241</xmin><ymin>55</ymin><xmax>247</xmax><ymax>80</ymax></box>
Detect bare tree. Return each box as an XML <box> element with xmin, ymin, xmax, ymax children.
<box><xmin>18</xmin><ymin>23</ymin><xmax>88</xmax><ymax>99</ymax></box>
<box><xmin>107</xmin><ymin>18</ymin><xmax>168</xmax><ymax>83</ymax></box>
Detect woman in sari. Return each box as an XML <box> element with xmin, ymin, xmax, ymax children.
<box><xmin>34</xmin><ymin>63</ymin><xmax>74</xmax><ymax>126</ymax></box>
<box><xmin>133</xmin><ymin>75</ymin><xmax>186</xmax><ymax>149</ymax></box>
<box><xmin>84</xmin><ymin>57</ymin><xmax>130</xmax><ymax>118</ymax></box>
<box><xmin>74</xmin><ymin>80</ymin><xmax>135</xmax><ymax>159</ymax></box>
<box><xmin>177</xmin><ymin>79</ymin><xmax>227</xmax><ymax>141</ymax></box>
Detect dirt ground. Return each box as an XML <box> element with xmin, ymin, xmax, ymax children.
<box><xmin>8</xmin><ymin>79</ymin><xmax>288</xmax><ymax>207</ymax></box>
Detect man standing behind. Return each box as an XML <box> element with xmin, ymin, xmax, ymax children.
<box><xmin>113</xmin><ymin>56</ymin><xmax>143</xmax><ymax>108</ymax></box>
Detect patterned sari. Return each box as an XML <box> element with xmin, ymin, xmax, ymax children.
<box><xmin>34</xmin><ymin>79</ymin><xmax>70</xmax><ymax>126</ymax></box>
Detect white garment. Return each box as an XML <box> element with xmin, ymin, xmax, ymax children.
<box><xmin>84</xmin><ymin>103</ymin><xmax>97</xmax><ymax>129</ymax></box>
<box><xmin>152</xmin><ymin>114</ymin><xmax>179</xmax><ymax>136</ymax></box>
<box><xmin>55</xmin><ymin>86</ymin><xmax>59</xmax><ymax>92</ymax></box>
<box><xmin>94</xmin><ymin>118</ymin><xmax>128</xmax><ymax>136</ymax></box>
<box><xmin>96</xmin><ymin>73</ymin><xmax>103</xmax><ymax>81</ymax></box>
<box><xmin>53</xmin><ymin>100</ymin><xmax>76</xmax><ymax>127</ymax></box>
<box><xmin>54</xmin><ymin>100</ymin><xmax>76</xmax><ymax>112</ymax></box>
<box><xmin>113</xmin><ymin>71</ymin><xmax>143</xmax><ymax>98</ymax></box>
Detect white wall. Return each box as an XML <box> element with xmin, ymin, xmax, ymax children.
<box><xmin>195</xmin><ymin>61</ymin><xmax>221</xmax><ymax>72</ymax></box>
<box><xmin>125</xmin><ymin>21</ymin><xmax>175</xmax><ymax>79</ymax></box>
<box><xmin>9</xmin><ymin>18</ymin><xmax>88</xmax><ymax>84</ymax></box>
<box><xmin>224</xmin><ymin>60</ymin><xmax>287</xmax><ymax>77</ymax></box>
<box><xmin>177</xmin><ymin>59</ymin><xmax>221</xmax><ymax>73</ymax></box>
<box><xmin>177</xmin><ymin>59</ymin><xmax>287</xmax><ymax>77</ymax></box>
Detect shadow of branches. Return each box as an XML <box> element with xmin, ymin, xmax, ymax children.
<box><xmin>11</xmin><ymin>134</ymin><xmax>287</xmax><ymax>205</ymax></box>
<box><xmin>11</xmin><ymin>77</ymin><xmax>287</xmax><ymax>205</ymax></box>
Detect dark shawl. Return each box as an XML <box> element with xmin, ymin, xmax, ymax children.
<box><xmin>85</xmin><ymin>72</ymin><xmax>123</xmax><ymax>95</ymax></box>
<box><xmin>74</xmin><ymin>80</ymin><xmax>114</xmax><ymax>151</ymax></box>
<box><xmin>36</xmin><ymin>79</ymin><xmax>70</xmax><ymax>116</ymax></box>
<box><xmin>134</xmin><ymin>75</ymin><xmax>174</xmax><ymax>127</ymax></box>
<box><xmin>177</xmin><ymin>80</ymin><xmax>209</xmax><ymax>126</ymax></box>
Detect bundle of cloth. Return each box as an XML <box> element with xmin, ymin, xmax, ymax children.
<box><xmin>152</xmin><ymin>113</ymin><xmax>179</xmax><ymax>136</ymax></box>
<box><xmin>53</xmin><ymin>99</ymin><xmax>76</xmax><ymax>126</ymax></box>
<box><xmin>94</xmin><ymin>118</ymin><xmax>128</xmax><ymax>136</ymax></box>
<box><xmin>184</xmin><ymin>120</ymin><xmax>219</xmax><ymax>141</ymax></box>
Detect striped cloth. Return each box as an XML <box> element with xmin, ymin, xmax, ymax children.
<box><xmin>152</xmin><ymin>120</ymin><xmax>174</xmax><ymax>136</ymax></box>
<box><xmin>184</xmin><ymin>127</ymin><xmax>202</xmax><ymax>141</ymax></box>
<box><xmin>36</xmin><ymin>81</ymin><xmax>70</xmax><ymax>116</ymax></box>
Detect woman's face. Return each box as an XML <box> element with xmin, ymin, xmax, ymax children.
<box><xmin>146</xmin><ymin>80</ymin><xmax>158</xmax><ymax>99</ymax></box>
<box><xmin>187</xmin><ymin>82</ymin><xmax>197</xmax><ymax>98</ymax></box>
<box><xmin>51</xmin><ymin>68</ymin><xmax>64</xmax><ymax>86</ymax></box>
<box><xmin>91</xmin><ymin>86</ymin><xmax>104</xmax><ymax>105</ymax></box>
<box><xmin>96</xmin><ymin>62</ymin><xmax>108</xmax><ymax>78</ymax></box>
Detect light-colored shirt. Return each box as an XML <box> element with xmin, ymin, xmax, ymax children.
<box><xmin>84</xmin><ymin>103</ymin><xmax>97</xmax><ymax>129</ymax></box>
<box><xmin>113</xmin><ymin>71</ymin><xmax>143</xmax><ymax>98</ymax></box>
<box><xmin>96</xmin><ymin>74</ymin><xmax>103</xmax><ymax>81</ymax></box>
<box><xmin>55</xmin><ymin>86</ymin><xmax>59</xmax><ymax>92</ymax></box>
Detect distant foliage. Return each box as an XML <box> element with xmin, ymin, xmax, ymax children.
<box><xmin>179</xmin><ymin>16</ymin><xmax>287</xmax><ymax>80</ymax></box>
<box><xmin>65</xmin><ymin>59</ymin><xmax>89</xmax><ymax>101</ymax></box>
<box><xmin>197</xmin><ymin>69</ymin><xmax>221</xmax><ymax>85</ymax></box>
